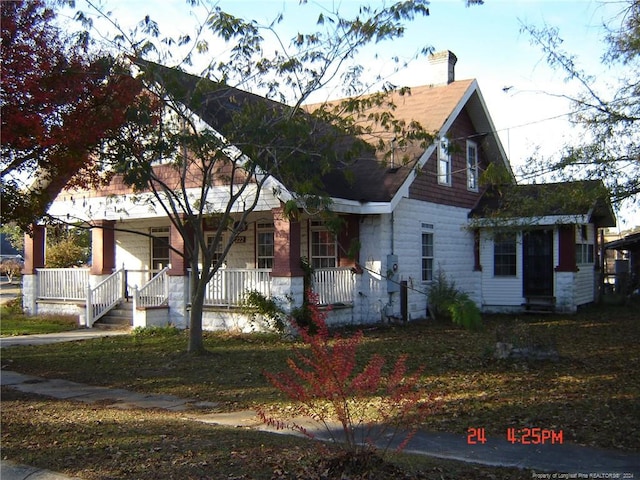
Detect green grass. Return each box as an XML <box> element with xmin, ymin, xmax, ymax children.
<box><xmin>1</xmin><ymin>299</ymin><xmax>639</xmax><ymax>478</ymax></box>
<box><xmin>0</xmin><ymin>304</ymin><xmax>79</xmax><ymax>336</ymax></box>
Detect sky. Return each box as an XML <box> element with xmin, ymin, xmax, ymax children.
<box><xmin>62</xmin><ymin>0</ymin><xmax>637</xmax><ymax>229</ymax></box>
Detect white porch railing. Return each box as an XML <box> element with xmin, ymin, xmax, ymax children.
<box><xmin>313</xmin><ymin>267</ymin><xmax>355</xmax><ymax>305</ymax></box>
<box><xmin>133</xmin><ymin>267</ymin><xmax>169</xmax><ymax>309</ymax></box>
<box><xmin>191</xmin><ymin>268</ymin><xmax>272</xmax><ymax>307</ymax></box>
<box><xmin>36</xmin><ymin>268</ymin><xmax>90</xmax><ymax>301</ymax></box>
<box><xmin>86</xmin><ymin>268</ymin><xmax>125</xmax><ymax>326</ymax></box>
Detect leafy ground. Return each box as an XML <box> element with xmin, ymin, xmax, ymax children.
<box><xmin>1</xmin><ymin>299</ymin><xmax>639</xmax><ymax>478</ymax></box>
<box><xmin>1</xmin><ymin>388</ymin><xmax>528</xmax><ymax>479</ymax></box>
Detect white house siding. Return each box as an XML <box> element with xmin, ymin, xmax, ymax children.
<box><xmin>383</xmin><ymin>199</ymin><xmax>479</xmax><ymax>320</ymax></box>
<box><xmin>479</xmin><ymin>230</ymin><xmax>524</xmax><ymax>311</ymax></box>
<box><xmin>574</xmin><ymin>268</ymin><xmax>595</xmax><ymax>307</ymax></box>
<box><xmin>574</xmin><ymin>223</ymin><xmax>597</xmax><ymax>307</ymax></box>
<box><xmin>115</xmin><ymin>219</ymin><xmax>165</xmax><ymax>289</ymax></box>
<box><xmin>356</xmin><ymin>213</ymin><xmax>392</xmax><ymax>323</ymax></box>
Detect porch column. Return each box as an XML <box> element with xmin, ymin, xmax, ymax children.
<box><xmin>23</xmin><ymin>225</ymin><xmax>46</xmax><ymax>274</ymax></box>
<box><xmin>22</xmin><ymin>225</ymin><xmax>46</xmax><ymax>315</ymax></box>
<box><xmin>556</xmin><ymin>225</ymin><xmax>578</xmax><ymax>272</ymax></box>
<box><xmin>168</xmin><ymin>221</ymin><xmax>187</xmax><ymax>276</ymax></box>
<box><xmin>270</xmin><ymin>207</ymin><xmax>304</xmax><ymax>318</ymax></box>
<box><xmin>90</xmin><ymin>220</ymin><xmax>116</xmax><ymax>275</ymax></box>
<box><xmin>271</xmin><ymin>207</ymin><xmax>304</xmax><ymax>277</ymax></box>
<box><xmin>167</xmin><ymin>221</ymin><xmax>188</xmax><ymax>329</ymax></box>
<box><xmin>338</xmin><ymin>214</ymin><xmax>361</xmax><ymax>271</ymax></box>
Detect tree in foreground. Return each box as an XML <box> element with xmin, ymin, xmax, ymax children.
<box><xmin>519</xmin><ymin>0</ymin><xmax>639</xmax><ymax>215</ymax></box>
<box><xmin>0</xmin><ymin>0</ymin><xmax>143</xmax><ymax>230</ymax></box>
<box><xmin>260</xmin><ymin>291</ymin><xmax>436</xmax><ymax>475</ymax></box>
<box><xmin>72</xmin><ymin>0</ymin><xmax>449</xmax><ymax>353</ymax></box>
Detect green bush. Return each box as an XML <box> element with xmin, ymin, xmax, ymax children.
<box><xmin>132</xmin><ymin>325</ymin><xmax>182</xmax><ymax>338</ymax></box>
<box><xmin>428</xmin><ymin>268</ymin><xmax>482</xmax><ymax>331</ymax></box>
<box><xmin>241</xmin><ymin>290</ymin><xmax>287</xmax><ymax>334</ymax></box>
<box><xmin>448</xmin><ymin>292</ymin><xmax>482</xmax><ymax>331</ymax></box>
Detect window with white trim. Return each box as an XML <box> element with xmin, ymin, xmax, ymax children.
<box><xmin>421</xmin><ymin>224</ymin><xmax>434</xmax><ymax>282</ymax></box>
<box><xmin>310</xmin><ymin>221</ymin><xmax>336</xmax><ymax>269</ymax></box>
<box><xmin>494</xmin><ymin>233</ymin><xmax>516</xmax><ymax>276</ymax></box>
<box><xmin>150</xmin><ymin>227</ymin><xmax>170</xmax><ymax>271</ymax></box>
<box><xmin>206</xmin><ymin>233</ymin><xmax>225</xmax><ymax>267</ymax></box>
<box><xmin>467</xmin><ymin>140</ymin><xmax>479</xmax><ymax>191</ymax></box>
<box><xmin>256</xmin><ymin>222</ymin><xmax>274</xmax><ymax>269</ymax></box>
<box><xmin>437</xmin><ymin>138</ymin><xmax>452</xmax><ymax>186</ymax></box>
<box><xmin>576</xmin><ymin>243</ymin><xmax>595</xmax><ymax>264</ymax></box>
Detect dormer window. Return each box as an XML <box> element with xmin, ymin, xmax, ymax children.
<box><xmin>437</xmin><ymin>138</ymin><xmax>452</xmax><ymax>186</ymax></box>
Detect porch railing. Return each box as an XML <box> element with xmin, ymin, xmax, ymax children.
<box><xmin>313</xmin><ymin>267</ymin><xmax>355</xmax><ymax>305</ymax></box>
<box><xmin>133</xmin><ymin>267</ymin><xmax>169</xmax><ymax>309</ymax></box>
<box><xmin>36</xmin><ymin>268</ymin><xmax>90</xmax><ymax>301</ymax></box>
<box><xmin>191</xmin><ymin>268</ymin><xmax>272</xmax><ymax>307</ymax></box>
<box><xmin>86</xmin><ymin>268</ymin><xmax>125</xmax><ymax>326</ymax></box>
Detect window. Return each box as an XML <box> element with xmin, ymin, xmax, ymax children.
<box><xmin>150</xmin><ymin>227</ymin><xmax>170</xmax><ymax>271</ymax></box>
<box><xmin>437</xmin><ymin>138</ymin><xmax>451</xmax><ymax>186</ymax></box>
<box><xmin>576</xmin><ymin>243</ymin><xmax>594</xmax><ymax>264</ymax></box>
<box><xmin>421</xmin><ymin>226</ymin><xmax>434</xmax><ymax>282</ymax></box>
<box><xmin>256</xmin><ymin>223</ymin><xmax>274</xmax><ymax>269</ymax></box>
<box><xmin>206</xmin><ymin>234</ymin><xmax>225</xmax><ymax>266</ymax></box>
<box><xmin>494</xmin><ymin>233</ymin><xmax>516</xmax><ymax>276</ymax></box>
<box><xmin>467</xmin><ymin>140</ymin><xmax>478</xmax><ymax>191</ymax></box>
<box><xmin>310</xmin><ymin>222</ymin><xmax>336</xmax><ymax>269</ymax></box>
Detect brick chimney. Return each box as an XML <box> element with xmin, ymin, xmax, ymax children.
<box><xmin>428</xmin><ymin>50</ymin><xmax>457</xmax><ymax>85</ymax></box>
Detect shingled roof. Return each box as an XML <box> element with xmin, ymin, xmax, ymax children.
<box><xmin>310</xmin><ymin>80</ymin><xmax>479</xmax><ymax>202</ymax></box>
<box><xmin>469</xmin><ymin>180</ymin><xmax>616</xmax><ymax>227</ymax></box>
<box><xmin>134</xmin><ymin>58</ymin><xmax>495</xmax><ymax>204</ymax></box>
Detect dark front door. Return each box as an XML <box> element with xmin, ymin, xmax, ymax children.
<box><xmin>523</xmin><ymin>229</ymin><xmax>554</xmax><ymax>297</ymax></box>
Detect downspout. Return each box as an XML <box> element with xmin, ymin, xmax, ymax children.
<box><xmin>387</xmin><ymin>209</ymin><xmax>395</xmax><ymax>318</ymax></box>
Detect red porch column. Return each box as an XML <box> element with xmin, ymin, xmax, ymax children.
<box><xmin>91</xmin><ymin>220</ymin><xmax>116</xmax><ymax>275</ymax></box>
<box><xmin>337</xmin><ymin>214</ymin><xmax>361</xmax><ymax>270</ymax></box>
<box><xmin>168</xmin><ymin>221</ymin><xmax>188</xmax><ymax>276</ymax></box>
<box><xmin>271</xmin><ymin>207</ymin><xmax>304</xmax><ymax>277</ymax></box>
<box><xmin>556</xmin><ymin>224</ymin><xmax>578</xmax><ymax>272</ymax></box>
<box><xmin>23</xmin><ymin>225</ymin><xmax>46</xmax><ymax>274</ymax></box>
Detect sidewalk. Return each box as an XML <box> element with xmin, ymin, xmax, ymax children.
<box><xmin>0</xmin><ymin>329</ymin><xmax>130</xmax><ymax>347</ymax></box>
<box><xmin>2</xmin><ymin>331</ymin><xmax>639</xmax><ymax>479</ymax></box>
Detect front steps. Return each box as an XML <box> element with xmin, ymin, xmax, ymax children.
<box><xmin>522</xmin><ymin>295</ymin><xmax>556</xmax><ymax>314</ymax></box>
<box><xmin>93</xmin><ymin>302</ymin><xmax>133</xmax><ymax>330</ymax></box>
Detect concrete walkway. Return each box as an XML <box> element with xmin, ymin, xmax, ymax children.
<box><xmin>0</xmin><ymin>329</ymin><xmax>130</xmax><ymax>348</ymax></box>
<box><xmin>1</xmin><ymin>330</ymin><xmax>639</xmax><ymax>479</ymax></box>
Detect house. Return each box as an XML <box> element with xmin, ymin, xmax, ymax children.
<box><xmin>605</xmin><ymin>231</ymin><xmax>640</xmax><ymax>295</ymax></box>
<box><xmin>21</xmin><ymin>51</ymin><xmax>616</xmax><ymax>330</ymax></box>
<box><xmin>469</xmin><ymin>181</ymin><xmax>616</xmax><ymax>312</ymax></box>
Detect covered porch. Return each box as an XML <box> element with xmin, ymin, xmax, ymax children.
<box><xmin>22</xmin><ymin>207</ymin><xmax>362</xmax><ymax>331</ymax></box>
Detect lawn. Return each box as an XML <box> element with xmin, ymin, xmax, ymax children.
<box><xmin>0</xmin><ymin>297</ymin><xmax>79</xmax><ymax>336</ymax></box>
<box><xmin>0</xmin><ymin>311</ymin><xmax>79</xmax><ymax>336</ymax></box>
<box><xmin>1</xmin><ymin>299</ymin><xmax>639</xmax><ymax>478</ymax></box>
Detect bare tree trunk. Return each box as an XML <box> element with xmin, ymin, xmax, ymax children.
<box><xmin>187</xmin><ymin>264</ymin><xmax>207</xmax><ymax>354</ymax></box>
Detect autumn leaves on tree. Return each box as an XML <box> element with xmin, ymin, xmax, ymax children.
<box><xmin>1</xmin><ymin>0</ymin><xmax>147</xmax><ymax>229</ymax></box>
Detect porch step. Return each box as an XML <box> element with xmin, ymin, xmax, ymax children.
<box><xmin>522</xmin><ymin>296</ymin><xmax>556</xmax><ymax>314</ymax></box>
<box><xmin>94</xmin><ymin>302</ymin><xmax>133</xmax><ymax>330</ymax></box>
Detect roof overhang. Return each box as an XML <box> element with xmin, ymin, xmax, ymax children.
<box><xmin>469</xmin><ymin>214</ymin><xmax>593</xmax><ymax>229</ymax></box>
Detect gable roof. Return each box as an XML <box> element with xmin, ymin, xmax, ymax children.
<box><xmin>469</xmin><ymin>180</ymin><xmax>617</xmax><ymax>227</ymax></box>
<box><xmin>306</xmin><ymin>80</ymin><xmax>513</xmax><ymax>206</ymax></box>
<box><xmin>133</xmin><ymin>58</ymin><xmax>510</xmax><ymax>209</ymax></box>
